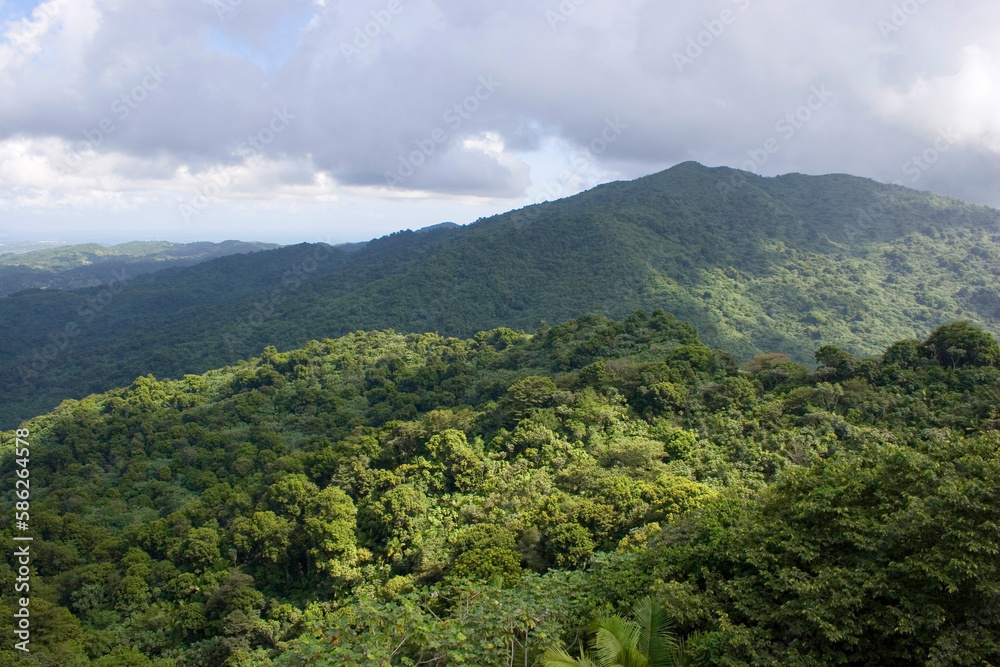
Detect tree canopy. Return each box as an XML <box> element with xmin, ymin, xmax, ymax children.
<box><xmin>2</xmin><ymin>313</ymin><xmax>999</xmax><ymax>665</ymax></box>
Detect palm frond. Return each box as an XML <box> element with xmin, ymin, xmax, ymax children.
<box><xmin>541</xmin><ymin>645</ymin><xmax>598</xmax><ymax>667</ymax></box>
<box><xmin>616</xmin><ymin>645</ymin><xmax>652</xmax><ymax>667</ymax></box>
<box><xmin>668</xmin><ymin>630</ymin><xmax>706</xmax><ymax>667</ymax></box>
<box><xmin>591</xmin><ymin>615</ymin><xmax>641</xmax><ymax>667</ymax></box>
<box><xmin>631</xmin><ymin>597</ymin><xmax>678</xmax><ymax>666</ymax></box>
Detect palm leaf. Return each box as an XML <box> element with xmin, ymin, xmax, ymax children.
<box><xmin>615</xmin><ymin>645</ymin><xmax>652</xmax><ymax>667</ymax></box>
<box><xmin>591</xmin><ymin>615</ymin><xmax>642</xmax><ymax>667</ymax></box>
<box><xmin>541</xmin><ymin>645</ymin><xmax>599</xmax><ymax>667</ymax></box>
<box><xmin>631</xmin><ymin>597</ymin><xmax>678</xmax><ymax>667</ymax></box>
<box><xmin>668</xmin><ymin>630</ymin><xmax>705</xmax><ymax>667</ymax></box>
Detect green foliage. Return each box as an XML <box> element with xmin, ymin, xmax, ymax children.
<box><xmin>5</xmin><ymin>162</ymin><xmax>1000</xmax><ymax>429</ymax></box>
<box><xmin>447</xmin><ymin>524</ymin><xmax>523</xmax><ymax>582</ymax></box>
<box><xmin>542</xmin><ymin>597</ymin><xmax>697</xmax><ymax>667</ymax></box>
<box><xmin>304</xmin><ymin>487</ymin><xmax>358</xmax><ymax>579</ymax></box>
<box><xmin>3</xmin><ymin>312</ymin><xmax>1000</xmax><ymax>665</ymax></box>
<box><xmin>0</xmin><ymin>240</ymin><xmax>278</xmax><ymax>294</ymax></box>
<box><xmin>921</xmin><ymin>320</ymin><xmax>1000</xmax><ymax>368</ymax></box>
<box><xmin>506</xmin><ymin>376</ymin><xmax>560</xmax><ymax>419</ymax></box>
<box><xmin>232</xmin><ymin>511</ymin><xmax>293</xmax><ymax>567</ymax></box>
<box><xmin>426</xmin><ymin>429</ymin><xmax>487</xmax><ymax>493</ymax></box>
<box><xmin>707</xmin><ymin>435</ymin><xmax>1000</xmax><ymax>664</ymax></box>
<box><xmin>547</xmin><ymin>522</ymin><xmax>596</xmax><ymax>569</ymax></box>
<box><xmin>277</xmin><ymin>572</ymin><xmax>593</xmax><ymax>667</ymax></box>
<box><xmin>169</xmin><ymin>527</ymin><xmax>221</xmax><ymax>574</ymax></box>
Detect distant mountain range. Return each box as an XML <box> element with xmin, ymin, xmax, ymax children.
<box><xmin>0</xmin><ymin>240</ymin><xmax>279</xmax><ymax>295</ymax></box>
<box><xmin>1</xmin><ymin>162</ymin><xmax>998</xmax><ymax>428</ymax></box>
<box><xmin>0</xmin><ymin>240</ymin><xmax>70</xmax><ymax>254</ymax></box>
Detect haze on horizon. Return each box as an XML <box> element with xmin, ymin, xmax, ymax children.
<box><xmin>0</xmin><ymin>0</ymin><xmax>998</xmax><ymax>245</ymax></box>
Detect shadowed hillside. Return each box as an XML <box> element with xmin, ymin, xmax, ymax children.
<box><xmin>1</xmin><ymin>162</ymin><xmax>998</xmax><ymax>428</ymax></box>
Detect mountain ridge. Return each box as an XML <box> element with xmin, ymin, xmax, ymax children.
<box><xmin>1</xmin><ymin>161</ymin><xmax>998</xmax><ymax>428</ymax></box>
<box><xmin>0</xmin><ymin>240</ymin><xmax>280</xmax><ymax>295</ymax></box>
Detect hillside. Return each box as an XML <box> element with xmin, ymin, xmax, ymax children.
<box><xmin>2</xmin><ymin>162</ymin><xmax>1000</xmax><ymax>428</ymax></box>
<box><xmin>0</xmin><ymin>240</ymin><xmax>279</xmax><ymax>295</ymax></box>
<box><xmin>0</xmin><ymin>241</ymin><xmax>71</xmax><ymax>255</ymax></box>
<box><xmin>2</xmin><ymin>313</ymin><xmax>999</xmax><ymax>665</ymax></box>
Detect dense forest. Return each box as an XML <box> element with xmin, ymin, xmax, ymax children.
<box><xmin>2</xmin><ymin>162</ymin><xmax>999</xmax><ymax>429</ymax></box>
<box><xmin>0</xmin><ymin>241</ymin><xmax>277</xmax><ymax>295</ymax></box>
<box><xmin>3</xmin><ymin>311</ymin><xmax>999</xmax><ymax>665</ymax></box>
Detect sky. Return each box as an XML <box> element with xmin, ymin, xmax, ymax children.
<box><xmin>0</xmin><ymin>0</ymin><xmax>997</xmax><ymax>245</ymax></box>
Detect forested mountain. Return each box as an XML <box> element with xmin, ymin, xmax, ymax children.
<box><xmin>0</xmin><ymin>230</ymin><xmax>459</xmax><ymax>428</ymax></box>
<box><xmin>3</xmin><ymin>162</ymin><xmax>1000</xmax><ymax>428</ymax></box>
<box><xmin>0</xmin><ymin>241</ymin><xmax>279</xmax><ymax>295</ymax></box>
<box><xmin>2</xmin><ymin>312</ymin><xmax>999</xmax><ymax>665</ymax></box>
<box><xmin>0</xmin><ymin>241</ymin><xmax>70</xmax><ymax>255</ymax></box>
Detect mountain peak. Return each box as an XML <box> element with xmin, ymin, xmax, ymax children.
<box><xmin>2</xmin><ymin>167</ymin><xmax>999</xmax><ymax>429</ymax></box>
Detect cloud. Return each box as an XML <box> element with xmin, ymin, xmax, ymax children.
<box><xmin>876</xmin><ymin>44</ymin><xmax>1000</xmax><ymax>153</ymax></box>
<box><xmin>0</xmin><ymin>0</ymin><xmax>998</xmax><ymax>233</ymax></box>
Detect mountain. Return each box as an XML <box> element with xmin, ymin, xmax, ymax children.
<box><xmin>3</xmin><ymin>312</ymin><xmax>999</xmax><ymax>665</ymax></box>
<box><xmin>2</xmin><ymin>161</ymin><xmax>999</xmax><ymax>428</ymax></box>
<box><xmin>0</xmin><ymin>240</ymin><xmax>70</xmax><ymax>255</ymax></box>
<box><xmin>414</xmin><ymin>221</ymin><xmax>460</xmax><ymax>233</ymax></box>
<box><xmin>330</xmin><ymin>222</ymin><xmax>459</xmax><ymax>253</ymax></box>
<box><xmin>0</xmin><ymin>240</ymin><xmax>279</xmax><ymax>295</ymax></box>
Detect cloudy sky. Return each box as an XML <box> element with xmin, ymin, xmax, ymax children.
<box><xmin>0</xmin><ymin>0</ymin><xmax>997</xmax><ymax>245</ymax></box>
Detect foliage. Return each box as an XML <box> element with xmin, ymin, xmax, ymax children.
<box><xmin>3</xmin><ymin>162</ymin><xmax>1000</xmax><ymax>428</ymax></box>
<box><xmin>920</xmin><ymin>320</ymin><xmax>1000</xmax><ymax>368</ymax></box>
<box><xmin>2</xmin><ymin>312</ymin><xmax>1000</xmax><ymax>665</ymax></box>
<box><xmin>542</xmin><ymin>597</ymin><xmax>697</xmax><ymax>667</ymax></box>
<box><xmin>0</xmin><ymin>240</ymin><xmax>276</xmax><ymax>294</ymax></box>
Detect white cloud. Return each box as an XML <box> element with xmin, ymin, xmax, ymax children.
<box><xmin>875</xmin><ymin>44</ymin><xmax>1000</xmax><ymax>153</ymax></box>
<box><xmin>0</xmin><ymin>0</ymin><xmax>999</xmax><ymax>241</ymax></box>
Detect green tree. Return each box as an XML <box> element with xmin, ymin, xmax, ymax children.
<box><xmin>921</xmin><ymin>321</ymin><xmax>1000</xmax><ymax>368</ymax></box>
<box><xmin>304</xmin><ymin>486</ymin><xmax>358</xmax><ymax>579</ymax></box>
<box><xmin>114</xmin><ymin>574</ymin><xmax>151</xmax><ymax>615</ymax></box>
<box><xmin>449</xmin><ymin>524</ymin><xmax>523</xmax><ymax>582</ymax></box>
<box><xmin>543</xmin><ymin>597</ymin><xmax>695</xmax><ymax>667</ymax></box>
<box><xmin>714</xmin><ymin>436</ymin><xmax>1000</xmax><ymax>664</ymax></box>
<box><xmin>169</xmin><ymin>527</ymin><xmax>221</xmax><ymax>573</ymax></box>
<box><xmin>547</xmin><ymin>522</ymin><xmax>595</xmax><ymax>569</ymax></box>
<box><xmin>426</xmin><ymin>429</ymin><xmax>488</xmax><ymax>493</ymax></box>
<box><xmin>266</xmin><ymin>474</ymin><xmax>320</xmax><ymax>519</ymax></box>
<box><xmin>814</xmin><ymin>344</ymin><xmax>859</xmax><ymax>380</ymax></box>
<box><xmin>232</xmin><ymin>510</ymin><xmax>293</xmax><ymax>569</ymax></box>
<box><xmin>505</xmin><ymin>375</ymin><xmax>559</xmax><ymax>420</ymax></box>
